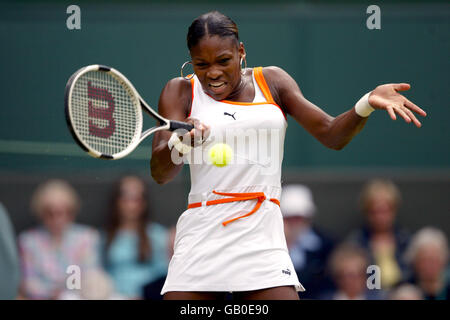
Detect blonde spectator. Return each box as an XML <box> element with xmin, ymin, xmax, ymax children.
<box><xmin>18</xmin><ymin>179</ymin><xmax>100</xmax><ymax>299</ymax></box>
<box><xmin>403</xmin><ymin>227</ymin><xmax>449</xmax><ymax>300</ymax></box>
<box><xmin>347</xmin><ymin>179</ymin><xmax>410</xmax><ymax>289</ymax></box>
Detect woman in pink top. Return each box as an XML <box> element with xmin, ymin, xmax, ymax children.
<box><xmin>18</xmin><ymin>179</ymin><xmax>100</xmax><ymax>299</ymax></box>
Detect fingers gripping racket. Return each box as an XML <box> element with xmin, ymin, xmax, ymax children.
<box><xmin>65</xmin><ymin>64</ymin><xmax>193</xmax><ymax>159</ymax></box>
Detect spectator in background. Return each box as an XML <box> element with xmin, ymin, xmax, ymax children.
<box><xmin>321</xmin><ymin>242</ymin><xmax>384</xmax><ymax>300</ymax></box>
<box><xmin>102</xmin><ymin>175</ymin><xmax>168</xmax><ymax>299</ymax></box>
<box><xmin>18</xmin><ymin>179</ymin><xmax>100</xmax><ymax>299</ymax></box>
<box><xmin>403</xmin><ymin>227</ymin><xmax>449</xmax><ymax>300</ymax></box>
<box><xmin>389</xmin><ymin>283</ymin><xmax>424</xmax><ymax>300</ymax></box>
<box><xmin>281</xmin><ymin>184</ymin><xmax>335</xmax><ymax>299</ymax></box>
<box><xmin>58</xmin><ymin>268</ymin><xmax>125</xmax><ymax>300</ymax></box>
<box><xmin>143</xmin><ymin>225</ymin><xmax>177</xmax><ymax>300</ymax></box>
<box><xmin>0</xmin><ymin>203</ymin><xmax>20</xmax><ymax>299</ymax></box>
<box><xmin>347</xmin><ymin>179</ymin><xmax>410</xmax><ymax>289</ymax></box>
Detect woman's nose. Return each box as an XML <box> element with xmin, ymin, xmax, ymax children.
<box><xmin>206</xmin><ymin>67</ymin><xmax>222</xmax><ymax>80</ymax></box>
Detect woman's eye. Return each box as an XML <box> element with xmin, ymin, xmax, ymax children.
<box><xmin>219</xmin><ymin>58</ymin><xmax>230</xmax><ymax>64</ymax></box>
<box><xmin>195</xmin><ymin>63</ymin><xmax>207</xmax><ymax>67</ymax></box>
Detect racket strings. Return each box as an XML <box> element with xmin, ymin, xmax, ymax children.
<box><xmin>70</xmin><ymin>71</ymin><xmax>142</xmax><ymax>156</ymax></box>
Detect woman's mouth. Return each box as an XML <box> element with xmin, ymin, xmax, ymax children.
<box><xmin>208</xmin><ymin>81</ymin><xmax>226</xmax><ymax>95</ymax></box>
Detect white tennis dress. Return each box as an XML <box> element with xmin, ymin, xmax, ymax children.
<box><xmin>161</xmin><ymin>67</ymin><xmax>305</xmax><ymax>294</ymax></box>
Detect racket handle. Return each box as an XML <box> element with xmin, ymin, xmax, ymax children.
<box><xmin>169</xmin><ymin>120</ymin><xmax>194</xmax><ymax>132</ymax></box>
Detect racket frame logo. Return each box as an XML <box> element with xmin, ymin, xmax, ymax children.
<box><xmin>65</xmin><ymin>64</ymin><xmax>193</xmax><ymax>160</ymax></box>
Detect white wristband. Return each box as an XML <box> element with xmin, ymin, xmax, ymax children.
<box><xmin>355</xmin><ymin>92</ymin><xmax>375</xmax><ymax>117</ymax></box>
<box><xmin>168</xmin><ymin>132</ymin><xmax>192</xmax><ymax>155</ymax></box>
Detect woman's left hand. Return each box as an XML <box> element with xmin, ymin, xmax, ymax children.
<box><xmin>368</xmin><ymin>83</ymin><xmax>427</xmax><ymax>127</ymax></box>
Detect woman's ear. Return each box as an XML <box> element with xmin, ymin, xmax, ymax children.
<box><xmin>239</xmin><ymin>42</ymin><xmax>246</xmax><ymax>59</ymax></box>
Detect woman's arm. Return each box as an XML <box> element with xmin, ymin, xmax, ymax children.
<box><xmin>150</xmin><ymin>78</ymin><xmax>209</xmax><ymax>184</ymax></box>
<box><xmin>151</xmin><ymin>78</ymin><xmax>190</xmax><ymax>184</ymax></box>
<box><xmin>263</xmin><ymin>66</ymin><xmax>427</xmax><ymax>150</ymax></box>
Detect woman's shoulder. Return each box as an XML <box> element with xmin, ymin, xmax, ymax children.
<box><xmin>18</xmin><ymin>227</ymin><xmax>45</xmax><ymax>245</ymax></box>
<box><xmin>259</xmin><ymin>66</ymin><xmax>295</xmax><ymax>106</ymax></box>
<box><xmin>161</xmin><ymin>77</ymin><xmax>192</xmax><ymax>103</ymax></box>
<box><xmin>164</xmin><ymin>76</ymin><xmax>192</xmax><ymax>92</ymax></box>
<box><xmin>260</xmin><ymin>66</ymin><xmax>291</xmax><ymax>82</ymax></box>
<box><xmin>146</xmin><ymin>222</ymin><xmax>168</xmax><ymax>235</ymax></box>
<box><xmin>146</xmin><ymin>223</ymin><xmax>169</xmax><ymax>251</ymax></box>
<box><xmin>159</xmin><ymin>76</ymin><xmax>192</xmax><ymax>117</ymax></box>
<box><xmin>69</xmin><ymin>223</ymin><xmax>100</xmax><ymax>240</ymax></box>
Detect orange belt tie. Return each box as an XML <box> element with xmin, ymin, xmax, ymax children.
<box><xmin>187</xmin><ymin>190</ymin><xmax>281</xmax><ymax>226</ymax></box>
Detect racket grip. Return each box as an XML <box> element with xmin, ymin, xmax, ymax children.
<box><xmin>169</xmin><ymin>120</ymin><xmax>194</xmax><ymax>132</ymax></box>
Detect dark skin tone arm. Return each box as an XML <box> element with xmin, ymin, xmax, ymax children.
<box><xmin>150</xmin><ymin>78</ymin><xmax>191</xmax><ymax>184</ymax></box>
<box><xmin>263</xmin><ymin>66</ymin><xmax>426</xmax><ymax>150</ymax></box>
<box><xmin>151</xmin><ymin>77</ymin><xmax>210</xmax><ymax>184</ymax></box>
<box><xmin>151</xmin><ymin>37</ymin><xmax>427</xmax><ymax>185</ymax></box>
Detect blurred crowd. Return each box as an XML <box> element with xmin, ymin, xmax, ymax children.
<box><xmin>0</xmin><ymin>176</ymin><xmax>448</xmax><ymax>300</ymax></box>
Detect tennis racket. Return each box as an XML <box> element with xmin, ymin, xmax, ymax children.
<box><xmin>64</xmin><ymin>64</ymin><xmax>193</xmax><ymax>159</ymax></box>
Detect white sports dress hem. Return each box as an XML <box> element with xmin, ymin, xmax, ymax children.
<box><xmin>161</xmin><ymin>280</ymin><xmax>305</xmax><ymax>295</ymax></box>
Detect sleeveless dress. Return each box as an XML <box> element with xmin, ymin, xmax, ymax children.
<box><xmin>161</xmin><ymin>67</ymin><xmax>304</xmax><ymax>294</ymax></box>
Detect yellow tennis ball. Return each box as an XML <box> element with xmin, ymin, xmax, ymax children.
<box><xmin>208</xmin><ymin>143</ymin><xmax>233</xmax><ymax>167</ymax></box>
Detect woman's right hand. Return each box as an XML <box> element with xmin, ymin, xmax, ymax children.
<box><xmin>181</xmin><ymin>117</ymin><xmax>211</xmax><ymax>148</ymax></box>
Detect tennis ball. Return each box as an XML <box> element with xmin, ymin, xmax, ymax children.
<box><xmin>208</xmin><ymin>143</ymin><xmax>233</xmax><ymax>167</ymax></box>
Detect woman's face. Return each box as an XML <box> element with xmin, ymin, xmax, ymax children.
<box><xmin>366</xmin><ymin>192</ymin><xmax>397</xmax><ymax>233</ymax></box>
<box><xmin>190</xmin><ymin>35</ymin><xmax>245</xmax><ymax>101</ymax></box>
<box><xmin>414</xmin><ymin>245</ymin><xmax>446</xmax><ymax>281</ymax></box>
<box><xmin>334</xmin><ymin>257</ymin><xmax>368</xmax><ymax>298</ymax></box>
<box><xmin>117</xmin><ymin>177</ymin><xmax>146</xmax><ymax>223</ymax></box>
<box><xmin>39</xmin><ymin>194</ymin><xmax>75</xmax><ymax>236</ymax></box>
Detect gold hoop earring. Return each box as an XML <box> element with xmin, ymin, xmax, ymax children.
<box><xmin>240</xmin><ymin>57</ymin><xmax>247</xmax><ymax>75</ymax></box>
<box><xmin>180</xmin><ymin>61</ymin><xmax>194</xmax><ymax>80</ymax></box>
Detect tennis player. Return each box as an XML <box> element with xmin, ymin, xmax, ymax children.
<box><xmin>151</xmin><ymin>11</ymin><xmax>427</xmax><ymax>300</ymax></box>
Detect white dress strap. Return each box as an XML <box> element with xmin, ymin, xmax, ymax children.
<box><xmin>251</xmin><ymin>68</ymin><xmax>267</xmax><ymax>103</ymax></box>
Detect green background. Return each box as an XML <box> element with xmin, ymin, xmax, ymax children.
<box><xmin>0</xmin><ymin>1</ymin><xmax>449</xmax><ymax>237</ymax></box>
<box><xmin>0</xmin><ymin>1</ymin><xmax>448</xmax><ymax>172</ymax></box>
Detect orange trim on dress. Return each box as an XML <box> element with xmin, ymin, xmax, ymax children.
<box><xmin>216</xmin><ymin>100</ymin><xmax>270</xmax><ymax>106</ymax></box>
<box><xmin>253</xmin><ymin>67</ymin><xmax>287</xmax><ymax>120</ymax></box>
<box><xmin>188</xmin><ymin>77</ymin><xmax>195</xmax><ymax>118</ymax></box>
<box><xmin>191</xmin><ymin>68</ymin><xmax>288</xmax><ymax>120</ymax></box>
<box><xmin>187</xmin><ymin>190</ymin><xmax>280</xmax><ymax>226</ymax></box>
<box><xmin>218</xmin><ymin>67</ymin><xmax>287</xmax><ymax>120</ymax></box>
<box><xmin>253</xmin><ymin>67</ymin><xmax>275</xmax><ymax>103</ymax></box>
